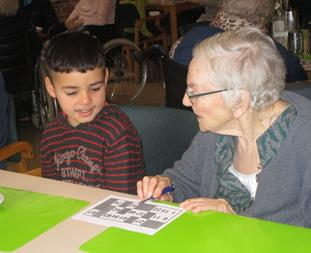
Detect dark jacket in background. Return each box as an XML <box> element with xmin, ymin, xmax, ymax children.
<box><xmin>0</xmin><ymin>13</ymin><xmax>40</xmax><ymax>117</ymax></box>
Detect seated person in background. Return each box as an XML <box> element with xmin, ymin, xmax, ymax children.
<box><xmin>65</xmin><ymin>0</ymin><xmax>116</xmax><ymax>29</ymax></box>
<box><xmin>40</xmin><ymin>31</ymin><xmax>145</xmax><ymax>194</ymax></box>
<box><xmin>172</xmin><ymin>0</ymin><xmax>307</xmax><ymax>83</ymax></box>
<box><xmin>0</xmin><ymin>71</ymin><xmax>8</xmax><ymax>169</ymax></box>
<box><xmin>138</xmin><ymin>27</ymin><xmax>311</xmax><ymax>228</ymax></box>
<box><xmin>18</xmin><ymin>0</ymin><xmax>59</xmax><ymax>35</ymax></box>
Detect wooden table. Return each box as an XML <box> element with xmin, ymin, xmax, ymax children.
<box><xmin>0</xmin><ymin>170</ymin><xmax>134</xmax><ymax>253</ymax></box>
<box><xmin>146</xmin><ymin>1</ymin><xmax>200</xmax><ymax>43</ymax></box>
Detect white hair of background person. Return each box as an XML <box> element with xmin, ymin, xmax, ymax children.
<box><xmin>221</xmin><ymin>0</ymin><xmax>276</xmax><ymax>26</ymax></box>
<box><xmin>192</xmin><ymin>27</ymin><xmax>286</xmax><ymax>111</ymax></box>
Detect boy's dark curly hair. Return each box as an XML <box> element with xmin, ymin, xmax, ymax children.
<box><xmin>40</xmin><ymin>31</ymin><xmax>106</xmax><ymax>77</ymax></box>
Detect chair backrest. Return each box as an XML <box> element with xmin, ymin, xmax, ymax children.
<box><xmin>0</xmin><ymin>83</ymin><xmax>34</xmax><ymax>172</ymax></box>
<box><xmin>285</xmin><ymin>80</ymin><xmax>311</xmax><ymax>99</ymax></box>
<box><xmin>1</xmin><ymin>73</ymin><xmax>20</xmax><ymax>164</ymax></box>
<box><xmin>119</xmin><ymin>105</ymin><xmax>198</xmax><ymax>175</ymax></box>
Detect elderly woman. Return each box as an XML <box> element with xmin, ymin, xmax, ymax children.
<box><xmin>137</xmin><ymin>27</ymin><xmax>311</xmax><ymax>228</ymax></box>
<box><xmin>172</xmin><ymin>0</ymin><xmax>307</xmax><ymax>83</ymax></box>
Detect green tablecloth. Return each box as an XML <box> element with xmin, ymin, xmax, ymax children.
<box><xmin>80</xmin><ymin>211</ymin><xmax>311</xmax><ymax>253</ymax></box>
<box><xmin>0</xmin><ymin>187</ymin><xmax>88</xmax><ymax>252</ymax></box>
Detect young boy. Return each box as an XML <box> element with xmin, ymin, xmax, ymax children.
<box><xmin>40</xmin><ymin>31</ymin><xmax>145</xmax><ymax>194</ymax></box>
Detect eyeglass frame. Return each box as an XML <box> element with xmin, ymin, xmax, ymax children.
<box><xmin>186</xmin><ymin>88</ymin><xmax>229</xmax><ymax>100</ymax></box>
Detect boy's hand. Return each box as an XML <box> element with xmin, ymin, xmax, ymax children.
<box><xmin>137</xmin><ymin>176</ymin><xmax>173</xmax><ymax>202</ymax></box>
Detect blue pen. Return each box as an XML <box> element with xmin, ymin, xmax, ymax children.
<box><xmin>140</xmin><ymin>185</ymin><xmax>175</xmax><ymax>203</ymax></box>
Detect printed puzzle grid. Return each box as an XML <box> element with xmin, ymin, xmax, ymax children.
<box><xmin>73</xmin><ymin>196</ymin><xmax>184</xmax><ymax>235</ymax></box>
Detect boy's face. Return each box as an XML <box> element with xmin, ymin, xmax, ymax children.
<box><xmin>45</xmin><ymin>67</ymin><xmax>108</xmax><ymax>127</ymax></box>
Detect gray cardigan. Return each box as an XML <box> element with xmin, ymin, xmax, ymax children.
<box><xmin>162</xmin><ymin>91</ymin><xmax>311</xmax><ymax>228</ymax></box>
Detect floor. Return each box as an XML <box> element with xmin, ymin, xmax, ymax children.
<box><xmin>7</xmin><ymin>59</ymin><xmax>165</xmax><ymax>171</ymax></box>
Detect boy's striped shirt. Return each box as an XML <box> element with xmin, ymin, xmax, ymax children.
<box><xmin>40</xmin><ymin>105</ymin><xmax>145</xmax><ymax>194</ymax></box>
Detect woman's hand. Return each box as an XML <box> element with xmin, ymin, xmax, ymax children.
<box><xmin>180</xmin><ymin>198</ymin><xmax>236</xmax><ymax>214</ymax></box>
<box><xmin>137</xmin><ymin>176</ymin><xmax>173</xmax><ymax>202</ymax></box>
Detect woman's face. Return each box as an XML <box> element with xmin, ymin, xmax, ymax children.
<box><xmin>183</xmin><ymin>57</ymin><xmax>235</xmax><ymax>134</ymax></box>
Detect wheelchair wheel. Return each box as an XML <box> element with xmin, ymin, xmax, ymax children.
<box><xmin>103</xmin><ymin>38</ymin><xmax>147</xmax><ymax>105</ymax></box>
<box><xmin>33</xmin><ymin>61</ymin><xmax>59</xmax><ymax>130</ymax></box>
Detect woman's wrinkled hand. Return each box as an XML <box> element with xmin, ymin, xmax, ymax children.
<box><xmin>180</xmin><ymin>198</ymin><xmax>236</xmax><ymax>214</ymax></box>
<box><xmin>137</xmin><ymin>175</ymin><xmax>173</xmax><ymax>202</ymax></box>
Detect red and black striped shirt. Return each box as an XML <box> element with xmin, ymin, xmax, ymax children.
<box><xmin>40</xmin><ymin>105</ymin><xmax>145</xmax><ymax>194</ymax></box>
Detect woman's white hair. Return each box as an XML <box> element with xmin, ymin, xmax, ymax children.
<box><xmin>193</xmin><ymin>27</ymin><xmax>286</xmax><ymax>111</ymax></box>
<box><xmin>0</xmin><ymin>0</ymin><xmax>19</xmax><ymax>16</ymax></box>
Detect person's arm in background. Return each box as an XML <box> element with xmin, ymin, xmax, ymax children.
<box><xmin>65</xmin><ymin>2</ymin><xmax>83</xmax><ymax>29</ymax></box>
<box><xmin>97</xmin><ymin>0</ymin><xmax>117</xmax><ymax>25</ymax></box>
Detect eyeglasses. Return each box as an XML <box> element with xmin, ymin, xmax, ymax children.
<box><xmin>186</xmin><ymin>88</ymin><xmax>228</xmax><ymax>100</ymax></box>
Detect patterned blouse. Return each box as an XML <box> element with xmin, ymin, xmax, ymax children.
<box><xmin>214</xmin><ymin>105</ymin><xmax>297</xmax><ymax>213</ymax></box>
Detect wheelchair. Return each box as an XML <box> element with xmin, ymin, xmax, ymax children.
<box><xmin>104</xmin><ymin>38</ymin><xmax>147</xmax><ymax>105</ymax></box>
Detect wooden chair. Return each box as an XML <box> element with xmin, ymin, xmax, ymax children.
<box><xmin>0</xmin><ymin>81</ymin><xmax>37</xmax><ymax>174</ymax></box>
<box><xmin>25</xmin><ymin>167</ymin><xmax>42</xmax><ymax>177</ymax></box>
<box><xmin>0</xmin><ymin>140</ymin><xmax>41</xmax><ymax>176</ymax></box>
<box><xmin>0</xmin><ymin>141</ymin><xmax>34</xmax><ymax>173</ymax></box>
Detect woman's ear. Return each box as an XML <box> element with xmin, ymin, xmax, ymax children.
<box><xmin>44</xmin><ymin>76</ymin><xmax>56</xmax><ymax>98</ymax></box>
<box><xmin>232</xmin><ymin>89</ymin><xmax>250</xmax><ymax>118</ymax></box>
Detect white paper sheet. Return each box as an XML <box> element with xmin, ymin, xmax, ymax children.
<box><xmin>72</xmin><ymin>195</ymin><xmax>184</xmax><ymax>235</ymax></box>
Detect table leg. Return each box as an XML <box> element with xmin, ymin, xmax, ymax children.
<box><xmin>168</xmin><ymin>6</ymin><xmax>178</xmax><ymax>43</ymax></box>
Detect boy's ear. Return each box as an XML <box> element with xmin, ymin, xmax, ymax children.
<box><xmin>104</xmin><ymin>67</ymin><xmax>109</xmax><ymax>86</ymax></box>
<box><xmin>44</xmin><ymin>76</ymin><xmax>56</xmax><ymax>98</ymax></box>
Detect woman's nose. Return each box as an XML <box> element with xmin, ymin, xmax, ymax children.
<box><xmin>182</xmin><ymin>93</ymin><xmax>192</xmax><ymax>107</ymax></box>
